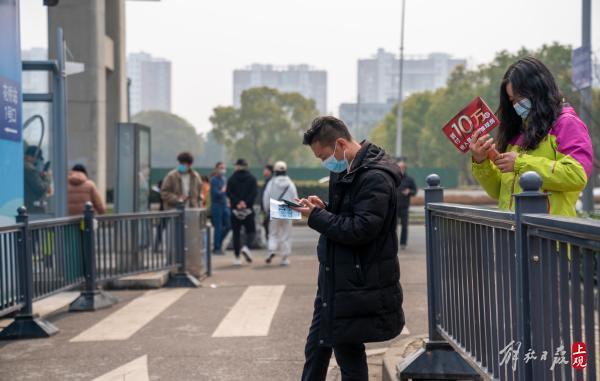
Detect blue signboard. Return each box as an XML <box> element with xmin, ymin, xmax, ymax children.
<box><xmin>572</xmin><ymin>46</ymin><xmax>592</xmax><ymax>90</ymax></box>
<box><xmin>0</xmin><ymin>75</ymin><xmax>21</xmax><ymax>141</ymax></box>
<box><xmin>0</xmin><ymin>0</ymin><xmax>23</xmax><ymax>225</ymax></box>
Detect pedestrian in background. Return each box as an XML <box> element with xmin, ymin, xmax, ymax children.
<box><xmin>470</xmin><ymin>57</ymin><xmax>593</xmax><ymax>216</ymax></box>
<box><xmin>227</xmin><ymin>158</ymin><xmax>257</xmax><ymax>265</ymax></box>
<box><xmin>396</xmin><ymin>158</ymin><xmax>417</xmax><ymax>250</ymax></box>
<box><xmin>160</xmin><ymin>152</ymin><xmax>203</xmax><ymax>209</ymax></box>
<box><xmin>262</xmin><ymin>161</ymin><xmax>297</xmax><ymax>266</ymax></box>
<box><xmin>67</xmin><ymin>164</ymin><xmax>106</xmax><ymax>215</ymax></box>
<box><xmin>261</xmin><ymin>164</ymin><xmax>274</xmax><ymax>241</ymax></box>
<box><xmin>23</xmin><ymin>146</ymin><xmax>51</xmax><ymax>214</ymax></box>
<box><xmin>294</xmin><ymin>116</ymin><xmax>405</xmax><ymax>381</ymax></box>
<box><xmin>210</xmin><ymin>162</ymin><xmax>230</xmax><ymax>254</ymax></box>
<box><xmin>201</xmin><ymin>175</ymin><xmax>210</xmax><ymax>208</ymax></box>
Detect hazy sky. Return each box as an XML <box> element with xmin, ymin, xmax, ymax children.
<box><xmin>20</xmin><ymin>0</ymin><xmax>600</xmax><ymax>134</ymax></box>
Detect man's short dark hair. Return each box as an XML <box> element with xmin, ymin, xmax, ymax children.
<box><xmin>72</xmin><ymin>163</ymin><xmax>88</xmax><ymax>176</ymax></box>
<box><xmin>235</xmin><ymin>158</ymin><xmax>248</xmax><ymax>167</ymax></box>
<box><xmin>215</xmin><ymin>161</ymin><xmax>223</xmax><ymax>168</ymax></box>
<box><xmin>303</xmin><ymin>116</ymin><xmax>352</xmax><ymax>146</ymax></box>
<box><xmin>265</xmin><ymin>164</ymin><xmax>274</xmax><ymax>173</ymax></box>
<box><xmin>177</xmin><ymin>152</ymin><xmax>194</xmax><ymax>165</ymax></box>
<box><xmin>25</xmin><ymin>145</ymin><xmax>43</xmax><ymax>159</ymax></box>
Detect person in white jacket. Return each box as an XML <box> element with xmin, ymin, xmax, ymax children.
<box><xmin>262</xmin><ymin>161</ymin><xmax>298</xmax><ymax>266</ymax></box>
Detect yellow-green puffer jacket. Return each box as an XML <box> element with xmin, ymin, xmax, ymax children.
<box><xmin>472</xmin><ymin>106</ymin><xmax>593</xmax><ymax>216</ymax></box>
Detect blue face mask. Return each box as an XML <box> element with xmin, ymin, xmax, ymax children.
<box><xmin>321</xmin><ymin>143</ymin><xmax>348</xmax><ymax>173</ymax></box>
<box><xmin>177</xmin><ymin>164</ymin><xmax>187</xmax><ymax>173</ymax></box>
<box><xmin>513</xmin><ymin>98</ymin><xmax>531</xmax><ymax>119</ymax></box>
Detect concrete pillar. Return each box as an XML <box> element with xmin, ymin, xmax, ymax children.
<box><xmin>105</xmin><ymin>0</ymin><xmax>128</xmax><ymax>192</ymax></box>
<box><xmin>48</xmin><ymin>0</ymin><xmax>128</xmax><ymax>199</ymax></box>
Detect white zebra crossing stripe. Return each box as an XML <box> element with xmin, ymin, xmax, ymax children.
<box><xmin>70</xmin><ymin>289</ymin><xmax>188</xmax><ymax>342</ymax></box>
<box><xmin>212</xmin><ymin>285</ymin><xmax>285</xmax><ymax>337</ymax></box>
<box><xmin>93</xmin><ymin>355</ymin><xmax>149</xmax><ymax>381</ymax></box>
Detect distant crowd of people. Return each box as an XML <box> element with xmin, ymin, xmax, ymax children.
<box><xmin>156</xmin><ymin>151</ymin><xmax>300</xmax><ymax>266</ymax></box>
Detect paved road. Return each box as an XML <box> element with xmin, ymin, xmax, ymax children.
<box><xmin>0</xmin><ymin>226</ymin><xmax>427</xmax><ymax>381</ymax></box>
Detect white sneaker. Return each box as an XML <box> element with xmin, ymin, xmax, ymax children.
<box><xmin>280</xmin><ymin>256</ymin><xmax>290</xmax><ymax>266</ymax></box>
<box><xmin>241</xmin><ymin>246</ymin><xmax>253</xmax><ymax>263</ymax></box>
<box><xmin>232</xmin><ymin>257</ymin><xmax>242</xmax><ymax>266</ymax></box>
<box><xmin>221</xmin><ymin>231</ymin><xmax>232</xmax><ymax>251</ymax></box>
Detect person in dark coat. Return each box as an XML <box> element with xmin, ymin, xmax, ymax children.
<box><xmin>226</xmin><ymin>158</ymin><xmax>258</xmax><ymax>265</ymax></box>
<box><xmin>396</xmin><ymin>158</ymin><xmax>417</xmax><ymax>249</ymax></box>
<box><xmin>210</xmin><ymin>162</ymin><xmax>231</xmax><ymax>254</ymax></box>
<box><xmin>23</xmin><ymin>146</ymin><xmax>51</xmax><ymax>214</ymax></box>
<box><xmin>293</xmin><ymin>116</ymin><xmax>405</xmax><ymax>381</ymax></box>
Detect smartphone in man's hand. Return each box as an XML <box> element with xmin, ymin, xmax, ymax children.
<box><xmin>281</xmin><ymin>199</ymin><xmax>303</xmax><ymax>208</ymax></box>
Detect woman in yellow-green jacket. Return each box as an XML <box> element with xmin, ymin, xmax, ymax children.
<box><xmin>470</xmin><ymin>57</ymin><xmax>593</xmax><ymax>216</ymax></box>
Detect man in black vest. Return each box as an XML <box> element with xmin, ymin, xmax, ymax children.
<box><xmin>293</xmin><ymin>116</ymin><xmax>405</xmax><ymax>381</ymax></box>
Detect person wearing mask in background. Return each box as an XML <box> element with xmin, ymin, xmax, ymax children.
<box><xmin>23</xmin><ymin>146</ymin><xmax>51</xmax><ymax>214</ymax></box>
<box><xmin>262</xmin><ymin>161</ymin><xmax>297</xmax><ymax>266</ymax></box>
<box><xmin>396</xmin><ymin>158</ymin><xmax>417</xmax><ymax>250</ymax></box>
<box><xmin>210</xmin><ymin>162</ymin><xmax>230</xmax><ymax>254</ymax></box>
<box><xmin>227</xmin><ymin>158</ymin><xmax>258</xmax><ymax>265</ymax></box>
<box><xmin>292</xmin><ymin>116</ymin><xmax>404</xmax><ymax>381</ymax></box>
<box><xmin>160</xmin><ymin>152</ymin><xmax>203</xmax><ymax>210</ymax></box>
<box><xmin>261</xmin><ymin>164</ymin><xmax>274</xmax><ymax>242</ymax></box>
<box><xmin>67</xmin><ymin>164</ymin><xmax>106</xmax><ymax>215</ymax></box>
<box><xmin>470</xmin><ymin>57</ymin><xmax>593</xmax><ymax>216</ymax></box>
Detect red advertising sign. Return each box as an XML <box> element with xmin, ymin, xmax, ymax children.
<box><xmin>572</xmin><ymin>342</ymin><xmax>587</xmax><ymax>370</ymax></box>
<box><xmin>442</xmin><ymin>96</ymin><xmax>499</xmax><ymax>154</ymax></box>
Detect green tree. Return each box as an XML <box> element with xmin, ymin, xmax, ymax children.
<box><xmin>132</xmin><ymin>111</ymin><xmax>204</xmax><ymax>168</ymax></box>
<box><xmin>210</xmin><ymin>87</ymin><xmax>320</xmax><ymax>166</ymax></box>
<box><xmin>370</xmin><ymin>91</ymin><xmax>434</xmax><ymax>161</ymax></box>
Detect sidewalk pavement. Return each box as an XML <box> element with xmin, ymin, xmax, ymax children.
<box><xmin>0</xmin><ymin>225</ymin><xmax>429</xmax><ymax>381</ymax></box>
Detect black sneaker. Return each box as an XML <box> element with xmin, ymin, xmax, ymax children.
<box><xmin>265</xmin><ymin>253</ymin><xmax>276</xmax><ymax>264</ymax></box>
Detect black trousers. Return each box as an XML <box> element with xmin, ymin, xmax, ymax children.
<box><xmin>231</xmin><ymin>213</ymin><xmax>256</xmax><ymax>257</ymax></box>
<box><xmin>263</xmin><ymin>213</ymin><xmax>270</xmax><ymax>240</ymax></box>
<box><xmin>398</xmin><ymin>207</ymin><xmax>409</xmax><ymax>246</ymax></box>
<box><xmin>301</xmin><ymin>294</ymin><xmax>368</xmax><ymax>381</ymax></box>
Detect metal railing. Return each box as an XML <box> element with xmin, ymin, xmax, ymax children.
<box><xmin>522</xmin><ymin>215</ymin><xmax>599</xmax><ymax>380</ymax></box>
<box><xmin>0</xmin><ymin>224</ymin><xmax>23</xmax><ymax>316</ymax></box>
<box><xmin>429</xmin><ymin>204</ymin><xmax>517</xmax><ymax>380</ymax></box>
<box><xmin>29</xmin><ymin>216</ymin><xmax>85</xmax><ymax>301</ymax></box>
<box><xmin>0</xmin><ymin>202</ymin><xmax>208</xmax><ymax>340</ymax></box>
<box><xmin>400</xmin><ymin>172</ymin><xmax>599</xmax><ymax>381</ymax></box>
<box><xmin>94</xmin><ymin>211</ymin><xmax>180</xmax><ymax>280</ymax></box>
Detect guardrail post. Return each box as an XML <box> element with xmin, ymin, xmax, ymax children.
<box><xmin>398</xmin><ymin>174</ymin><xmax>480</xmax><ymax>380</ymax></box>
<box><xmin>513</xmin><ymin>171</ymin><xmax>547</xmax><ymax>381</ymax></box>
<box><xmin>69</xmin><ymin>203</ymin><xmax>118</xmax><ymax>311</ymax></box>
<box><xmin>424</xmin><ymin>173</ymin><xmax>444</xmax><ymax>341</ymax></box>
<box><xmin>0</xmin><ymin>207</ymin><xmax>59</xmax><ymax>340</ymax></box>
<box><xmin>166</xmin><ymin>202</ymin><xmax>200</xmax><ymax>287</ymax></box>
<box><xmin>206</xmin><ymin>225</ymin><xmax>212</xmax><ymax>277</ymax></box>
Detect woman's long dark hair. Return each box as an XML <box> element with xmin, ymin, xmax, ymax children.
<box><xmin>496</xmin><ymin>57</ymin><xmax>563</xmax><ymax>152</ymax></box>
